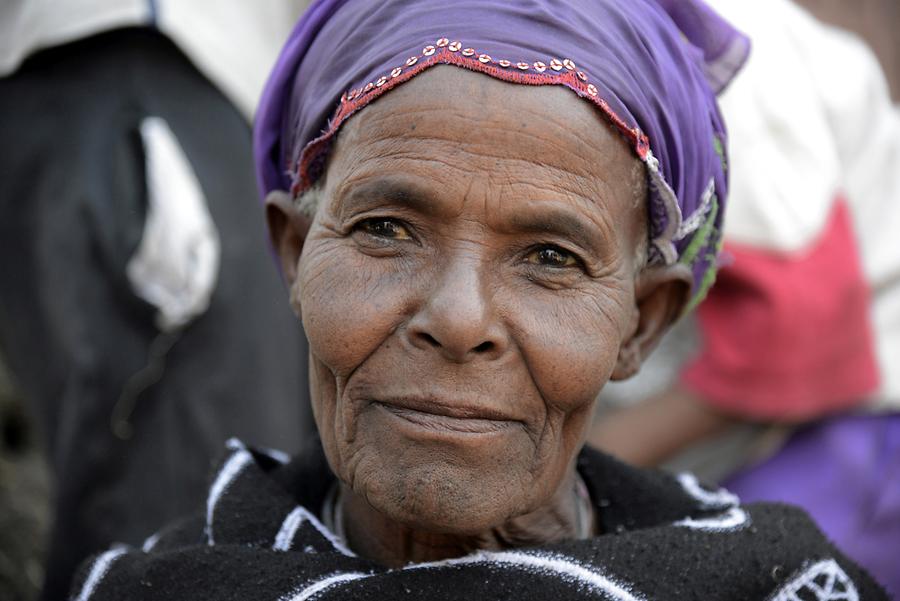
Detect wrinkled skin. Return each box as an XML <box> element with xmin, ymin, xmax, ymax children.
<box><xmin>267</xmin><ymin>66</ymin><xmax>691</xmax><ymax>566</ymax></box>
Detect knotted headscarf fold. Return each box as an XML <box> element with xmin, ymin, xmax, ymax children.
<box><xmin>254</xmin><ymin>0</ymin><xmax>748</xmax><ymax>306</ymax></box>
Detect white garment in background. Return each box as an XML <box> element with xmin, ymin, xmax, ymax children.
<box><xmin>0</xmin><ymin>0</ymin><xmax>311</xmax><ymax>118</ymax></box>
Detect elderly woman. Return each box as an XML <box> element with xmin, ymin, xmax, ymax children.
<box><xmin>70</xmin><ymin>0</ymin><xmax>887</xmax><ymax>599</ymax></box>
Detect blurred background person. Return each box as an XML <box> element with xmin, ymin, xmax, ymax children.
<box><xmin>0</xmin><ymin>1</ymin><xmax>313</xmax><ymax>599</ymax></box>
<box><xmin>589</xmin><ymin>0</ymin><xmax>900</xmax><ymax>596</ymax></box>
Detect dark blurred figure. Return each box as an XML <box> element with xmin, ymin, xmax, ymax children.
<box><xmin>0</xmin><ymin>3</ymin><xmax>312</xmax><ymax>599</ymax></box>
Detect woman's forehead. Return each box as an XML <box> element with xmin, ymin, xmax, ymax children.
<box><xmin>328</xmin><ymin>67</ymin><xmax>645</xmax><ymax>222</ymax></box>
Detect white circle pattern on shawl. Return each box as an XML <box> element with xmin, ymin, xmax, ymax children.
<box><xmin>674</xmin><ymin>506</ymin><xmax>750</xmax><ymax>531</ymax></box>
<box><xmin>769</xmin><ymin>559</ymin><xmax>859</xmax><ymax>601</ymax></box>
<box><xmin>676</xmin><ymin>472</ymin><xmax>740</xmax><ymax>509</ymax></box>
<box><xmin>674</xmin><ymin>472</ymin><xmax>749</xmax><ymax>531</ymax></box>
<box><xmin>278</xmin><ymin>551</ymin><xmax>646</xmax><ymax>601</ymax></box>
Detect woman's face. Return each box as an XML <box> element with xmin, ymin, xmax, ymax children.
<box><xmin>272</xmin><ymin>67</ymin><xmax>683</xmax><ymax>534</ymax></box>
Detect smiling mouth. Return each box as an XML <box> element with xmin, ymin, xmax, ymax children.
<box><xmin>372</xmin><ymin>398</ymin><xmax>518</xmax><ymax>434</ymax></box>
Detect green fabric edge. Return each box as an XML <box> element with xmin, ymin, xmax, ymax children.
<box><xmin>679</xmin><ymin>193</ymin><xmax>720</xmax><ymax>313</ymax></box>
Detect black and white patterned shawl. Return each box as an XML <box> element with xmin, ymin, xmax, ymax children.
<box><xmin>71</xmin><ymin>438</ymin><xmax>887</xmax><ymax>600</ymax></box>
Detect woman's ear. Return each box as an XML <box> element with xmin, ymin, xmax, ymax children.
<box><xmin>611</xmin><ymin>263</ymin><xmax>693</xmax><ymax>381</ymax></box>
<box><xmin>265</xmin><ymin>190</ymin><xmax>313</xmax><ymax>286</ymax></box>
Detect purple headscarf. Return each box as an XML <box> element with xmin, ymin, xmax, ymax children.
<box><xmin>254</xmin><ymin>0</ymin><xmax>748</xmax><ymax>305</ymax></box>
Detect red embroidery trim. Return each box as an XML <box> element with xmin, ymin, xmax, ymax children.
<box><xmin>292</xmin><ymin>43</ymin><xmax>652</xmax><ymax>196</ymax></box>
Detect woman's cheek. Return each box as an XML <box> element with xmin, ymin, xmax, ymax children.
<box><xmin>297</xmin><ymin>245</ymin><xmax>413</xmax><ymax>375</ymax></box>
<box><xmin>516</xmin><ymin>292</ymin><xmax>622</xmax><ymax>413</ymax></box>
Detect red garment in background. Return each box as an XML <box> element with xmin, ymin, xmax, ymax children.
<box><xmin>682</xmin><ymin>200</ymin><xmax>879</xmax><ymax>421</ymax></box>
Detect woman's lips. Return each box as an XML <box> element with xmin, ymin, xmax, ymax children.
<box><xmin>372</xmin><ymin>397</ymin><xmax>518</xmax><ymax>434</ymax></box>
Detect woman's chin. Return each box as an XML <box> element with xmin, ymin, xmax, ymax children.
<box><xmin>366</xmin><ymin>472</ymin><xmax>518</xmax><ymax>535</ymax></box>
<box><xmin>345</xmin><ymin>446</ymin><xmax>533</xmax><ymax>536</ymax></box>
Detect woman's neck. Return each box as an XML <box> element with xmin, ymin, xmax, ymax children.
<box><xmin>337</xmin><ymin>469</ymin><xmax>594</xmax><ymax>567</ymax></box>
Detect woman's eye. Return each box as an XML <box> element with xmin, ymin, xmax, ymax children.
<box><xmin>526</xmin><ymin>246</ymin><xmax>580</xmax><ymax>268</ymax></box>
<box><xmin>357</xmin><ymin>218</ymin><xmax>412</xmax><ymax>240</ymax></box>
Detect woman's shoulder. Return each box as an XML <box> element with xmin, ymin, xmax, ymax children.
<box><xmin>577</xmin><ymin>444</ymin><xmax>738</xmax><ymax>531</ymax></box>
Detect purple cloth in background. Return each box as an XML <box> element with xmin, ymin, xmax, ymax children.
<box><xmin>725</xmin><ymin>413</ymin><xmax>900</xmax><ymax>598</ymax></box>
<box><xmin>253</xmin><ymin>0</ymin><xmax>749</xmax><ymax>298</ymax></box>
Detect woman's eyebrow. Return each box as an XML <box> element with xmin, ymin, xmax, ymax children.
<box><xmin>508</xmin><ymin>208</ymin><xmax>611</xmax><ymax>255</ymax></box>
<box><xmin>337</xmin><ymin>178</ymin><xmax>441</xmax><ymax>218</ymax></box>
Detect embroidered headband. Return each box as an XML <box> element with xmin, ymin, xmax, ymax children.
<box><xmin>254</xmin><ymin>0</ymin><xmax>749</xmax><ymax>307</ymax></box>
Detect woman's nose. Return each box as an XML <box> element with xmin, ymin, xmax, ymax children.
<box><xmin>405</xmin><ymin>260</ymin><xmax>509</xmax><ymax>363</ymax></box>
